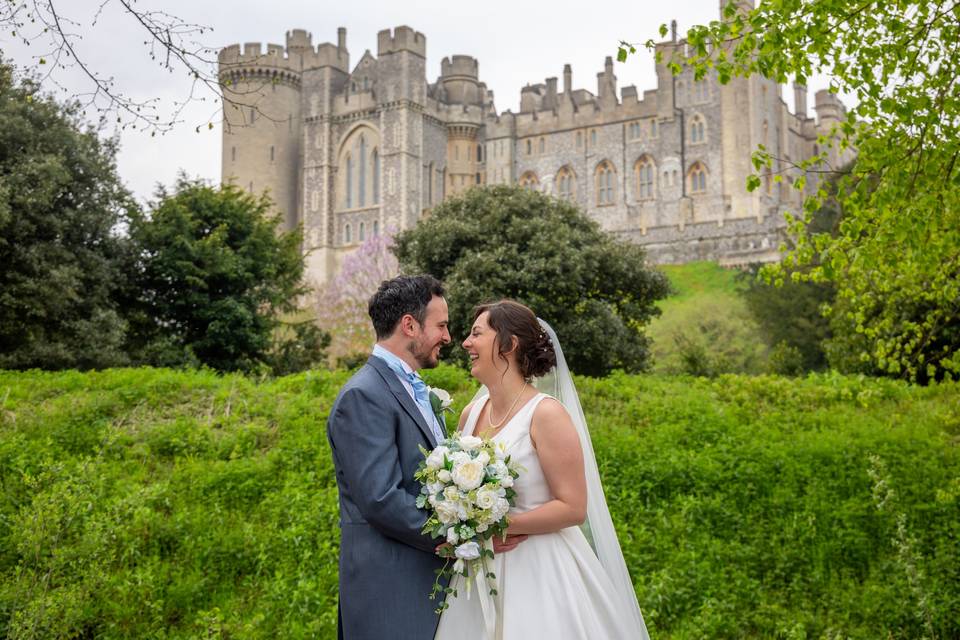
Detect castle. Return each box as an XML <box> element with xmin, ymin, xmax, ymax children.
<box><xmin>218</xmin><ymin>1</ymin><xmax>852</xmax><ymax>284</ymax></box>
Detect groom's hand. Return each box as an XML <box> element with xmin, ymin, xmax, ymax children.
<box><xmin>493</xmin><ymin>534</ymin><xmax>528</xmax><ymax>553</ymax></box>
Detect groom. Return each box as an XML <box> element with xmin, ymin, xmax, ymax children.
<box><xmin>327</xmin><ymin>275</ymin><xmax>453</xmax><ymax>639</ymax></box>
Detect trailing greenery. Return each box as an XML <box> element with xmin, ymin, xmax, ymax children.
<box><xmin>394</xmin><ymin>185</ymin><xmax>670</xmax><ymax>377</ymax></box>
<box><xmin>1</xmin><ymin>367</ymin><xmax>957</xmax><ymax>639</ymax></box>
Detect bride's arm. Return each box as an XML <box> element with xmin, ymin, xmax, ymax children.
<box><xmin>504</xmin><ymin>398</ymin><xmax>587</xmax><ymax>535</ymax></box>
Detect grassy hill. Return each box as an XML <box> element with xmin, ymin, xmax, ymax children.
<box><xmin>1</xmin><ymin>366</ymin><xmax>958</xmax><ymax>639</ymax></box>
<box><xmin>647</xmin><ymin>262</ymin><xmax>767</xmax><ymax>375</ymax></box>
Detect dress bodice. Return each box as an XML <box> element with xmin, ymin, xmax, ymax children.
<box><xmin>463</xmin><ymin>393</ymin><xmax>552</xmax><ymax>514</ymax></box>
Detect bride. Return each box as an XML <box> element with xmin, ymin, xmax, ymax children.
<box><xmin>434</xmin><ymin>300</ymin><xmax>650</xmax><ymax>640</ymax></box>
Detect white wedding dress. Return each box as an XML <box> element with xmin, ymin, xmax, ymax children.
<box><xmin>434</xmin><ymin>393</ymin><xmax>645</xmax><ymax>640</ymax></box>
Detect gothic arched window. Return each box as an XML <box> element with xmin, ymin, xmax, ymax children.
<box><xmin>556</xmin><ymin>166</ymin><xmax>576</xmax><ymax>200</ymax></box>
<box><xmin>346</xmin><ymin>153</ymin><xmax>353</xmax><ymax>209</ymax></box>
<box><xmin>359</xmin><ymin>135</ymin><xmax>367</xmax><ymax>207</ymax></box>
<box><xmin>634</xmin><ymin>156</ymin><xmax>656</xmax><ymax>200</ymax></box>
<box><xmin>690</xmin><ymin>115</ymin><xmax>706</xmax><ymax>144</ymax></box>
<box><xmin>518</xmin><ymin>171</ymin><xmax>539</xmax><ymax>190</ymax></box>
<box><xmin>688</xmin><ymin>162</ymin><xmax>708</xmax><ymax>194</ymax></box>
<box><xmin>595</xmin><ymin>161</ymin><xmax>616</xmax><ymax>205</ymax></box>
<box><xmin>372</xmin><ymin>149</ymin><xmax>380</xmax><ymax>204</ymax></box>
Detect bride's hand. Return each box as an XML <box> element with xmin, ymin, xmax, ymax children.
<box><xmin>493</xmin><ymin>534</ymin><xmax>528</xmax><ymax>553</ymax></box>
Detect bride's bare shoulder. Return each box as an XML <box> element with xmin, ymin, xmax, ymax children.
<box><xmin>531</xmin><ymin>396</ymin><xmax>573</xmax><ymax>429</ymax></box>
<box><xmin>457</xmin><ymin>400</ymin><xmax>477</xmax><ymax>432</ymax></box>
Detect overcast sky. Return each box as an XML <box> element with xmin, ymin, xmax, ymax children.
<box><xmin>1</xmin><ymin>0</ymin><xmax>840</xmax><ymax>203</ymax></box>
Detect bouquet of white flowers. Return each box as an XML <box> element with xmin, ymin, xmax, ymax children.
<box><xmin>415</xmin><ymin>432</ymin><xmax>521</xmax><ymax>610</ymax></box>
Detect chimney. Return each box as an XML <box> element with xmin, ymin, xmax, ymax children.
<box><xmin>793</xmin><ymin>82</ymin><xmax>808</xmax><ymax>118</ymax></box>
<box><xmin>671</xmin><ymin>20</ymin><xmax>678</xmax><ymax>42</ymax></box>
<box><xmin>563</xmin><ymin>64</ymin><xmax>572</xmax><ymax>95</ymax></box>
<box><xmin>546</xmin><ymin>77</ymin><xmax>558</xmax><ymax>109</ymax></box>
<box><xmin>337</xmin><ymin>27</ymin><xmax>347</xmax><ymax>53</ymax></box>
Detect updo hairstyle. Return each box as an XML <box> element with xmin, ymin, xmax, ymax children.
<box><xmin>472</xmin><ymin>300</ymin><xmax>557</xmax><ymax>380</ymax></box>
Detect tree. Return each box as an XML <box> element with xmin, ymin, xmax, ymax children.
<box><xmin>0</xmin><ymin>1</ymin><xmax>260</xmax><ymax>134</ymax></box>
<box><xmin>394</xmin><ymin>185</ymin><xmax>670</xmax><ymax>377</ymax></box>
<box><xmin>622</xmin><ymin>1</ymin><xmax>960</xmax><ymax>382</ymax></box>
<box><xmin>739</xmin><ymin>202</ymin><xmax>842</xmax><ymax>374</ymax></box>
<box><xmin>0</xmin><ymin>61</ymin><xmax>135</xmax><ymax>370</ymax></box>
<box><xmin>313</xmin><ymin>231</ymin><xmax>399</xmax><ymax>367</ymax></box>
<box><xmin>124</xmin><ymin>177</ymin><xmax>326</xmax><ymax>373</ymax></box>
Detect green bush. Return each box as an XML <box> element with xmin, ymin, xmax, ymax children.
<box><xmin>0</xmin><ymin>367</ymin><xmax>957</xmax><ymax>638</ymax></box>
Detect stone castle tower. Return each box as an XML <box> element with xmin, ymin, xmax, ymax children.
<box><xmin>219</xmin><ymin>2</ymin><xmax>852</xmax><ymax>284</ymax></box>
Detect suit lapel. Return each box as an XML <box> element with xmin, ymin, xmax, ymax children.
<box><xmin>366</xmin><ymin>356</ymin><xmax>437</xmax><ymax>447</ymax></box>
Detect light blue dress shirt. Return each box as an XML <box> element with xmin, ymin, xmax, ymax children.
<box><xmin>372</xmin><ymin>344</ymin><xmax>445</xmax><ymax>443</ymax></box>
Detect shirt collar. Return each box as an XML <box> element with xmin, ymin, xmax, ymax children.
<box><xmin>372</xmin><ymin>344</ymin><xmax>417</xmax><ymax>377</ymax></box>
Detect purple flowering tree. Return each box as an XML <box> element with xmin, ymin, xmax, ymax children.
<box><xmin>314</xmin><ymin>231</ymin><xmax>398</xmax><ymax>364</ymax></box>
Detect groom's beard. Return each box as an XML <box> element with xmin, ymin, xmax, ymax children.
<box><xmin>409</xmin><ymin>339</ymin><xmax>441</xmax><ymax>369</ymax></box>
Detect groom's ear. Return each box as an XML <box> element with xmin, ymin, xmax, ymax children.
<box><xmin>398</xmin><ymin>313</ymin><xmax>420</xmax><ymax>337</ymax></box>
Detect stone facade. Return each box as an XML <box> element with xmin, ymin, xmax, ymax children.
<box><xmin>219</xmin><ymin>2</ymin><xmax>852</xmax><ymax>283</ymax></box>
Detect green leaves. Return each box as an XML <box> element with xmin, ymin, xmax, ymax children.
<box><xmin>626</xmin><ymin>1</ymin><xmax>960</xmax><ymax>382</ymax></box>
<box><xmin>394</xmin><ymin>185</ymin><xmax>670</xmax><ymax>376</ymax></box>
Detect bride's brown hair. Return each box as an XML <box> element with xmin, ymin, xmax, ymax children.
<box><xmin>472</xmin><ymin>300</ymin><xmax>556</xmax><ymax>379</ymax></box>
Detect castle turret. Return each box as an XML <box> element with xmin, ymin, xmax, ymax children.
<box><xmin>219</xmin><ymin>36</ymin><xmax>303</xmax><ymax>232</ymax></box>
<box><xmin>814</xmin><ymin>89</ymin><xmax>844</xmax><ymax>125</ymax></box>
<box><xmin>439</xmin><ymin>55</ymin><xmax>482</xmax><ymax>105</ymax></box>
<box><xmin>377</xmin><ymin>26</ymin><xmax>427</xmax><ymax>230</ymax></box>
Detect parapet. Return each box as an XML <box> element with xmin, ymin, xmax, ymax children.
<box><xmin>441</xmin><ymin>55</ymin><xmax>478</xmax><ymax>79</ymax></box>
<box><xmin>814</xmin><ymin>89</ymin><xmax>845</xmax><ymax>122</ymax></box>
<box><xmin>377</xmin><ymin>26</ymin><xmax>426</xmax><ymax>57</ymax></box>
<box><xmin>219</xmin><ymin>29</ymin><xmax>349</xmax><ymax>76</ymax></box>
<box><xmin>286</xmin><ymin>29</ymin><xmax>313</xmax><ymax>52</ymax></box>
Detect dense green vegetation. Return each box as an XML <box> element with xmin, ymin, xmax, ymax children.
<box><xmin>394</xmin><ymin>185</ymin><xmax>670</xmax><ymax>377</ymax></box>
<box><xmin>625</xmin><ymin>2</ymin><xmax>960</xmax><ymax>382</ymax></box>
<box><xmin>647</xmin><ymin>262</ymin><xmax>767</xmax><ymax>376</ymax></box>
<box><xmin>1</xmin><ymin>366</ymin><xmax>957</xmax><ymax>639</ymax></box>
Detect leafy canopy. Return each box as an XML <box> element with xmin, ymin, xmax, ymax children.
<box><xmin>393</xmin><ymin>185</ymin><xmax>670</xmax><ymax>377</ymax></box>
<box><xmin>621</xmin><ymin>1</ymin><xmax>960</xmax><ymax>382</ymax></box>
<box><xmin>0</xmin><ymin>61</ymin><xmax>135</xmax><ymax>369</ymax></box>
<box><xmin>125</xmin><ymin>178</ymin><xmax>326</xmax><ymax>373</ymax></box>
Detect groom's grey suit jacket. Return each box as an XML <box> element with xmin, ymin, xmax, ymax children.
<box><xmin>327</xmin><ymin>356</ymin><xmax>446</xmax><ymax>640</ymax></box>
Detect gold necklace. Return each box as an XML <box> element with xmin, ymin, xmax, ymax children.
<box><xmin>487</xmin><ymin>382</ymin><xmax>528</xmax><ymax>430</ymax></box>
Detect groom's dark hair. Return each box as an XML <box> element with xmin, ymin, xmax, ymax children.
<box><xmin>368</xmin><ymin>275</ymin><xmax>445</xmax><ymax>339</ymax></box>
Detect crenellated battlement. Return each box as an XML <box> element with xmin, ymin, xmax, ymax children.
<box><xmin>440</xmin><ymin>55</ymin><xmax>478</xmax><ymax>79</ymax></box>
<box><xmin>377</xmin><ymin>26</ymin><xmax>426</xmax><ymax>57</ymax></box>
<box><xmin>219</xmin><ymin>28</ymin><xmax>350</xmax><ymax>80</ymax></box>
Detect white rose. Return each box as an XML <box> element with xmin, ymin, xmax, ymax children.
<box><xmin>454</xmin><ymin>541</ymin><xmax>481</xmax><ymax>560</ymax></box>
<box><xmin>475</xmin><ymin>522</ymin><xmax>489</xmax><ymax>533</ymax></box>
<box><xmin>475</xmin><ymin>451</ymin><xmax>490</xmax><ymax>466</ymax></box>
<box><xmin>500</xmin><ymin>474</ymin><xmax>514</xmax><ymax>489</ymax></box>
<box><xmin>430</xmin><ymin>387</ymin><xmax>453</xmax><ymax>410</ymax></box>
<box><xmin>447</xmin><ymin>527</ymin><xmax>460</xmax><ymax>545</ymax></box>
<box><xmin>458</xmin><ymin>435</ymin><xmax>483</xmax><ymax>451</ymax></box>
<box><xmin>437</xmin><ymin>469</ymin><xmax>452</xmax><ymax>483</ymax></box>
<box><xmin>443</xmin><ymin>486</ymin><xmax>461</xmax><ymax>502</ymax></box>
<box><xmin>450</xmin><ymin>451</ymin><xmax>470</xmax><ymax>466</ymax></box>
<box><xmin>451</xmin><ymin>459</ymin><xmax>485</xmax><ymax>491</ymax></box>
<box><xmin>425</xmin><ymin>446</ymin><xmax>449</xmax><ymax>470</ymax></box>
<box><xmin>475</xmin><ymin>486</ymin><xmax>498</xmax><ymax>510</ymax></box>
<box><xmin>435</xmin><ymin>501</ymin><xmax>460</xmax><ymax>525</ymax></box>
<box><xmin>492</xmin><ymin>498</ymin><xmax>510</xmax><ymax>520</ymax></box>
